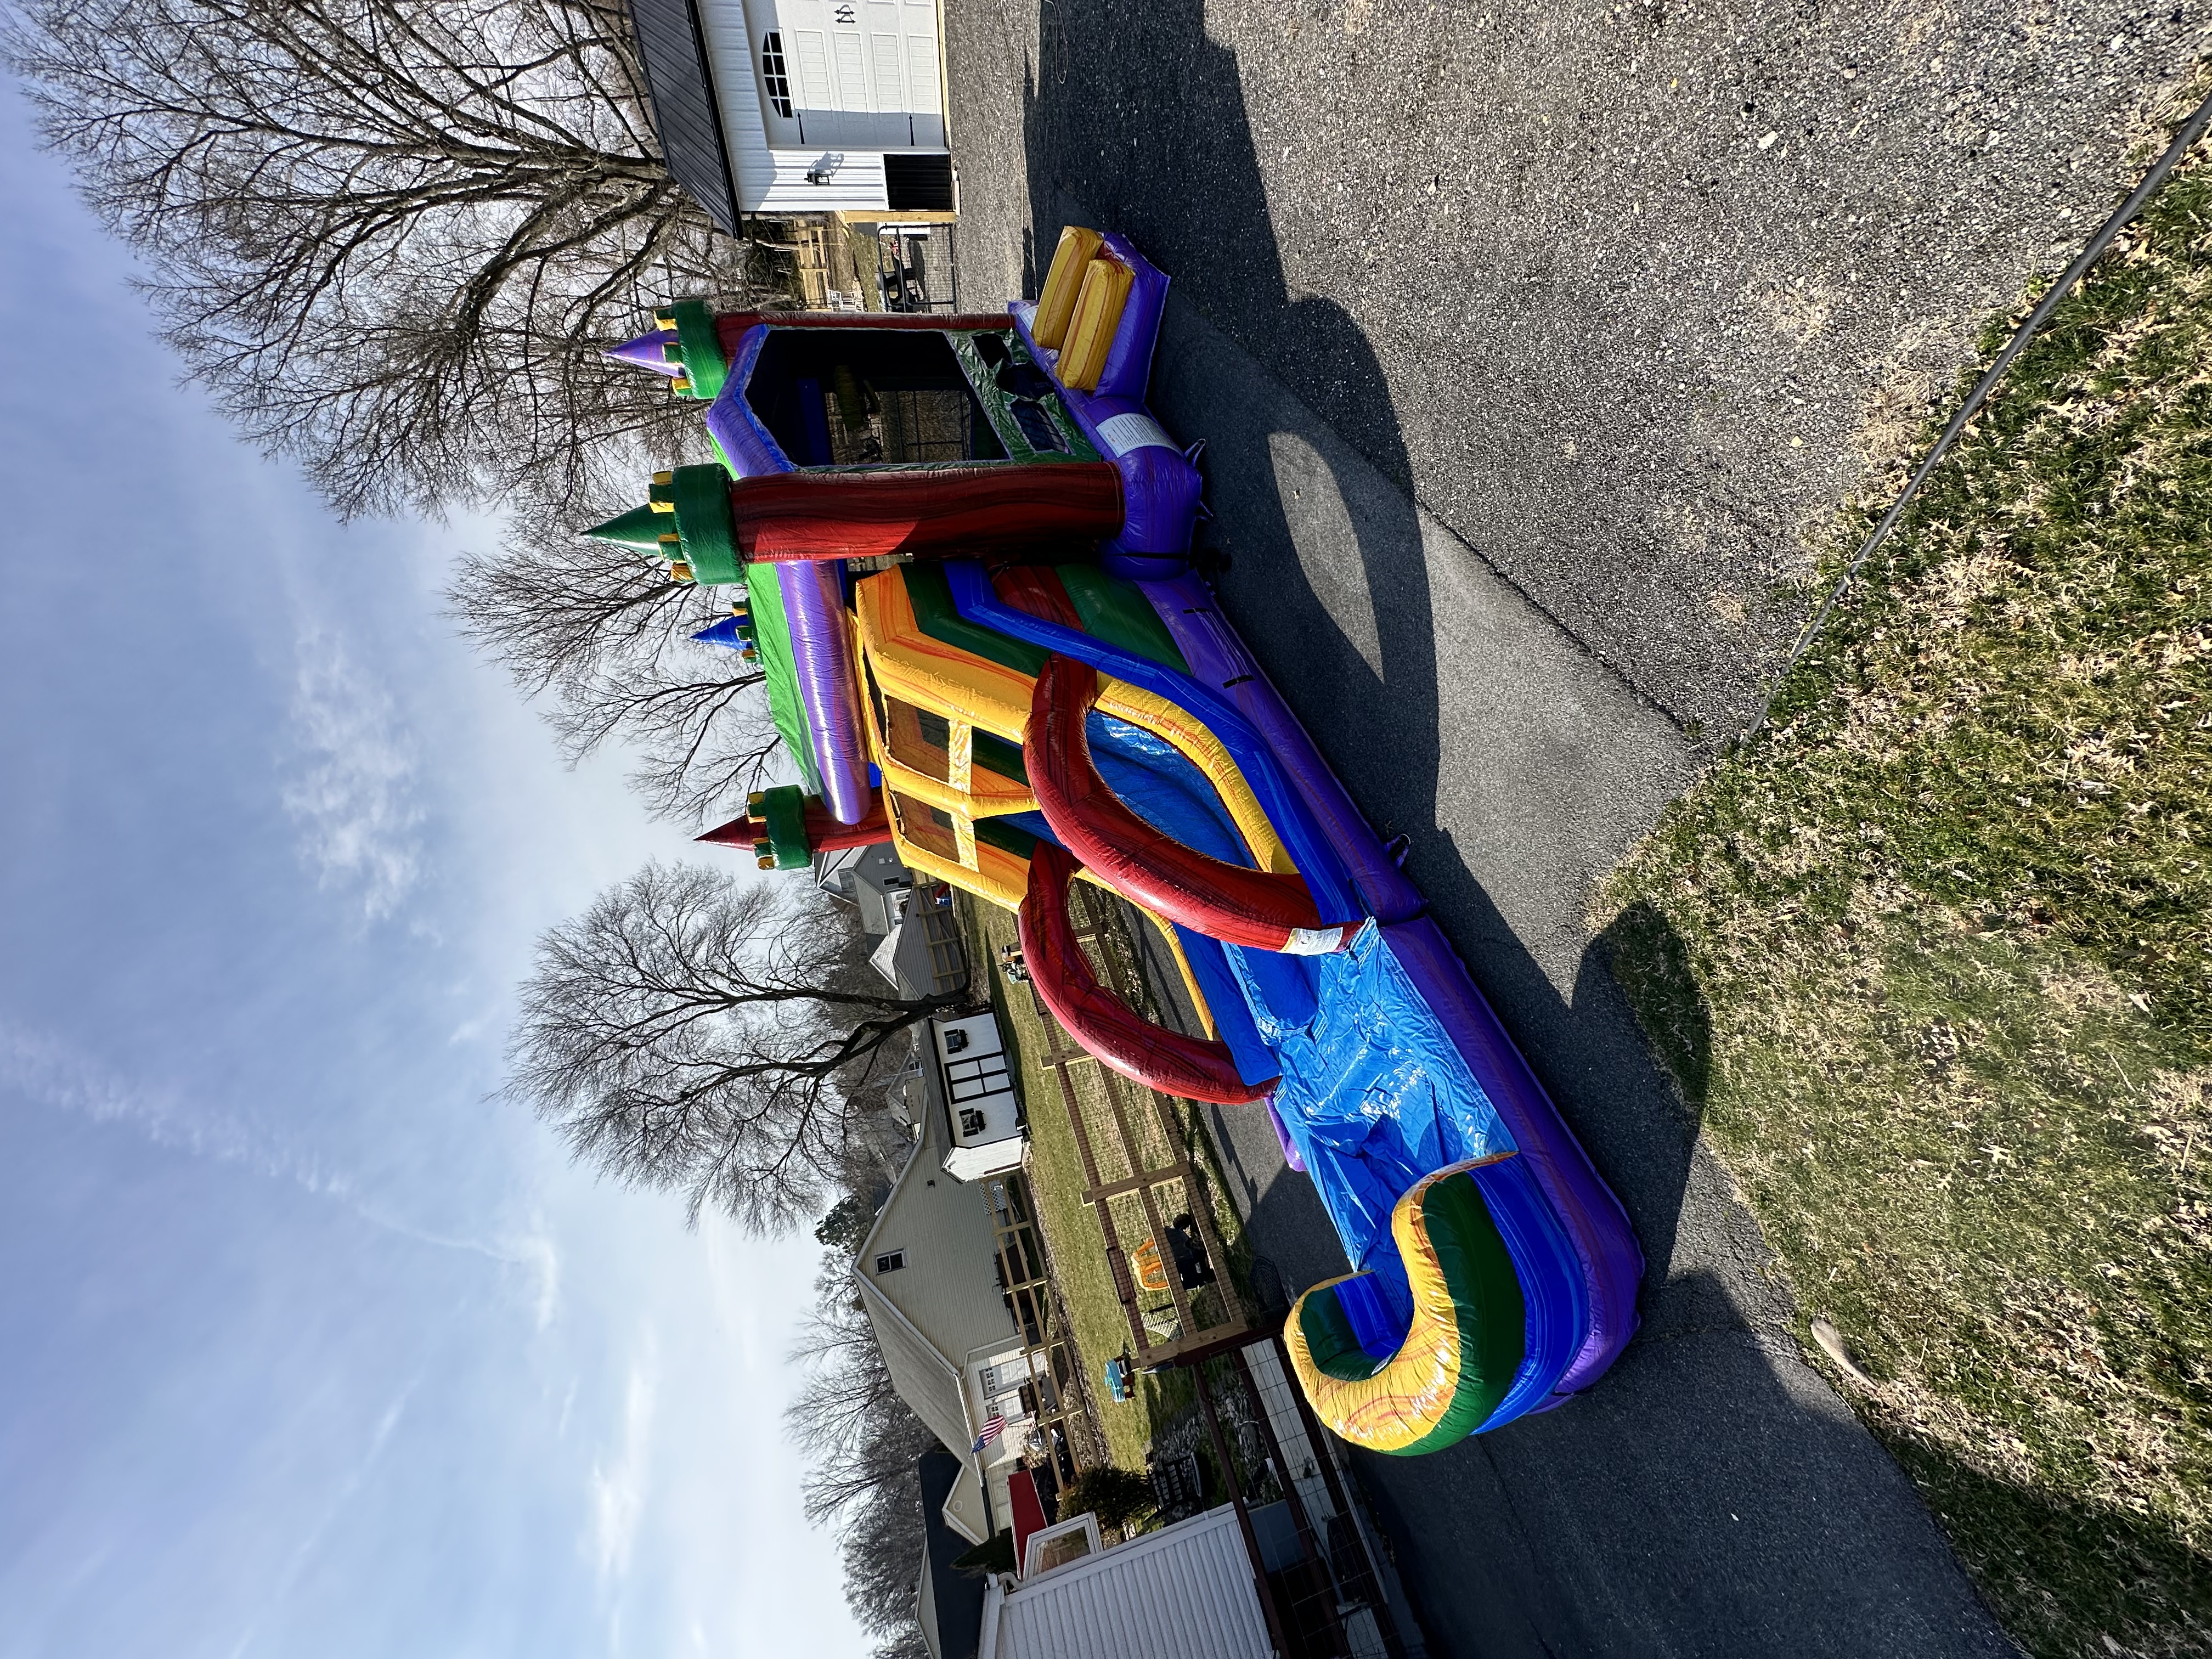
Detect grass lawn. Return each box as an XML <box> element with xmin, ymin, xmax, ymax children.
<box><xmin>958</xmin><ymin>894</ymin><xmax>1249</xmax><ymax>1472</ymax></box>
<box><xmin>1600</xmin><ymin>122</ymin><xmax>2211</xmax><ymax>1657</ymax></box>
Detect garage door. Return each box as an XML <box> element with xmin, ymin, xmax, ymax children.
<box><xmin>753</xmin><ymin>0</ymin><xmax>945</xmax><ymax>150</ymax></box>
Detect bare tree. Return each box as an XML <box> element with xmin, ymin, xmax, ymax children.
<box><xmin>787</xmin><ymin>1260</ymin><xmax>938</xmax><ymax>1524</ymax></box>
<box><xmin>845</xmin><ymin>1479</ymin><xmax>933</xmax><ymax>1659</ymax></box>
<box><xmin>868</xmin><ymin>1626</ymin><xmax>929</xmax><ymax>1659</ymax></box>
<box><xmin>787</xmin><ymin>1256</ymin><xmax>938</xmax><ymax>1655</ymax></box>
<box><xmin>506</xmin><ymin>864</ymin><xmax>966</xmax><ymax>1231</ymax></box>
<box><xmin>6</xmin><ymin>0</ymin><xmax>743</xmax><ymax>520</ymax></box>
<box><xmin>447</xmin><ymin>498</ymin><xmax>791</xmax><ymax>821</ymax></box>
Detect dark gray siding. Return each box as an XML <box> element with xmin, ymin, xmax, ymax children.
<box><xmin>624</xmin><ymin>0</ymin><xmax>741</xmax><ymax>232</ymax></box>
<box><xmin>918</xmin><ymin>1451</ymin><xmax>988</xmax><ymax>1659</ymax></box>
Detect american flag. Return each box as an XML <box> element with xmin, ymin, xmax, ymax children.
<box><xmin>972</xmin><ymin>1414</ymin><xmax>1005</xmax><ymax>1453</ymax></box>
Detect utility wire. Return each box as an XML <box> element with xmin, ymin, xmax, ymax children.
<box><xmin>1743</xmin><ymin>86</ymin><xmax>2212</xmax><ymax>743</ymax></box>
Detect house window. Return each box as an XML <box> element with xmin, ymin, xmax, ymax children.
<box><xmin>760</xmin><ymin>33</ymin><xmax>793</xmax><ymax>119</ymax></box>
<box><xmin>958</xmin><ymin>1108</ymin><xmax>987</xmax><ymax>1138</ymax></box>
<box><xmin>876</xmin><ymin>1250</ymin><xmax>906</xmax><ymax>1273</ymax></box>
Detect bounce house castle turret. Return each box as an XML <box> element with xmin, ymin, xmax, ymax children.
<box><xmin>607</xmin><ymin>300</ymin><xmax>730</xmax><ymax>400</ymax></box>
<box><xmin>696</xmin><ymin>785</ymin><xmax>890</xmax><ymax>871</ymax></box>
<box><xmin>599</xmin><ymin>256</ymin><xmax>1205</xmax><ymax>571</ymax></box>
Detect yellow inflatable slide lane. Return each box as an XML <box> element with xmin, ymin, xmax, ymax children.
<box><xmin>1284</xmin><ymin>1156</ymin><xmax>1530</xmax><ymax>1455</ymax></box>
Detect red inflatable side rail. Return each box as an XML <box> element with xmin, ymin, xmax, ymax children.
<box><xmin>1018</xmin><ymin>842</ymin><xmax>1277</xmax><ymax>1105</ymax></box>
<box><xmin>727</xmin><ymin>467</ymin><xmax>1124</xmax><ymax>563</ymax></box>
<box><xmin>1026</xmin><ymin>654</ymin><xmax>1356</xmax><ymax>955</ymax></box>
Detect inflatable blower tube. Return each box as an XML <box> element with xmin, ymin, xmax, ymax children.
<box><xmin>1017</xmin><ymin>841</ymin><xmax>1277</xmax><ymax>1105</ymax></box>
<box><xmin>777</xmin><ymin>561</ymin><xmax>874</xmax><ymax>824</ymax></box>
<box><xmin>1027</xmin><ymin>655</ymin><xmax>1356</xmax><ymax>956</ymax></box>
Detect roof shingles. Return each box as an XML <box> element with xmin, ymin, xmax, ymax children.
<box><xmin>623</xmin><ymin>0</ymin><xmax>741</xmax><ymax>232</ymax></box>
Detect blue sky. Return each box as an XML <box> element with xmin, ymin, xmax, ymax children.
<box><xmin>0</xmin><ymin>86</ymin><xmax>864</xmax><ymax>1658</ymax></box>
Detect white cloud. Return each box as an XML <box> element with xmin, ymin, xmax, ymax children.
<box><xmin>225</xmin><ymin>1382</ymin><xmax>419</xmax><ymax>1659</ymax></box>
<box><xmin>0</xmin><ymin>1018</ymin><xmax>342</xmax><ymax>1194</ymax></box>
<box><xmin>0</xmin><ymin>1021</ymin><xmax>562</xmax><ymax>1332</ymax></box>
<box><xmin>520</xmin><ymin>1231</ymin><xmax>563</xmax><ymax>1332</ymax></box>
<box><xmin>345</xmin><ymin>1202</ymin><xmax>566</xmax><ymax>1333</ymax></box>
<box><xmin>280</xmin><ymin>634</ymin><xmax>424</xmax><ymax>920</ymax></box>
<box><xmin>591</xmin><ymin>1336</ymin><xmax>659</xmax><ymax>1591</ymax></box>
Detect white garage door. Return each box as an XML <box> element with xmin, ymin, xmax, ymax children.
<box><xmin>751</xmin><ymin>0</ymin><xmax>945</xmax><ymax>150</ymax></box>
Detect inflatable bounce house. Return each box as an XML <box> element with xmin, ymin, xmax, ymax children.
<box><xmin>601</xmin><ymin>228</ymin><xmax>1642</xmax><ymax>1454</ymax></box>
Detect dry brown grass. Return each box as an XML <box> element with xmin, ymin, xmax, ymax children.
<box><xmin>957</xmin><ymin>896</ymin><xmax>1250</xmax><ymax>1472</ymax></box>
<box><xmin>1601</xmin><ymin>109</ymin><xmax>2212</xmax><ymax>1658</ymax></box>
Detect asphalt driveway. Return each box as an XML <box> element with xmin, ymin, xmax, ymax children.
<box><xmin>947</xmin><ymin>0</ymin><xmax>2209</xmax><ymax>736</ymax></box>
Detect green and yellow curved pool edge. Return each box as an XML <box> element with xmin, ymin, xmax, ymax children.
<box><xmin>1284</xmin><ymin>1158</ymin><xmax>1530</xmax><ymax>1457</ymax></box>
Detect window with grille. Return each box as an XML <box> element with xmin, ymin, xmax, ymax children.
<box><xmin>760</xmin><ymin>34</ymin><xmax>793</xmax><ymax>119</ymax></box>
<box><xmin>875</xmin><ymin>1249</ymin><xmax>905</xmax><ymax>1273</ymax></box>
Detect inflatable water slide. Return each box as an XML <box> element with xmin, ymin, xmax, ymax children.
<box><xmin>599</xmin><ymin>229</ymin><xmax>1642</xmax><ymax>1453</ymax></box>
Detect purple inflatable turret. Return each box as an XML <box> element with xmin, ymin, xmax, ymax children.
<box><xmin>606</xmin><ymin>328</ymin><xmax>681</xmax><ymax>376</ymax></box>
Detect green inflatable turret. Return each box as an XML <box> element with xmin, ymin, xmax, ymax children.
<box><xmin>585</xmin><ymin>464</ymin><xmax>741</xmax><ymax>585</ymax></box>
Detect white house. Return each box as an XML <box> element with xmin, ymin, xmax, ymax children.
<box><xmin>977</xmin><ymin>1505</ymin><xmax>1276</xmax><ymax>1659</ymax></box>
<box><xmin>931</xmin><ymin>1012</ymin><xmax>1024</xmax><ymax>1182</ymax></box>
<box><xmin>625</xmin><ymin>0</ymin><xmax>957</xmax><ymax>227</ymax></box>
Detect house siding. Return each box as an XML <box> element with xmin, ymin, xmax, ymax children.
<box><xmin>986</xmin><ymin>1506</ymin><xmax>1273</xmax><ymax>1659</ymax></box>
<box><xmin>693</xmin><ymin>0</ymin><xmax>901</xmax><ymax>213</ymax></box>
<box><xmin>860</xmin><ymin>1094</ymin><xmax>1015</xmax><ymax>1372</ymax></box>
<box><xmin>856</xmin><ymin>1273</ymin><xmax>970</xmax><ymax>1460</ymax></box>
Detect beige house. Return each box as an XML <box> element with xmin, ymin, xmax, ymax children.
<box><xmin>816</xmin><ymin>838</ymin><xmax>966</xmax><ymax>998</ymax></box>
<box><xmin>868</xmin><ymin>898</ymin><xmax>966</xmax><ymax>1000</ymax></box>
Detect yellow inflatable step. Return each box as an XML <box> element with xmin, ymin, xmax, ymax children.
<box><xmin>1032</xmin><ymin>225</ymin><xmax>1103</xmax><ymax>349</ymax></box>
<box><xmin>1058</xmin><ymin>257</ymin><xmax>1133</xmax><ymax>392</ymax></box>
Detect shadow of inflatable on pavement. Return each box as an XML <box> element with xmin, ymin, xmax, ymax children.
<box><xmin>1019</xmin><ymin>1</ymin><xmax>1441</xmax><ymax>823</ymax></box>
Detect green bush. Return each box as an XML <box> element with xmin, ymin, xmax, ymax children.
<box><xmin>1057</xmin><ymin>1465</ymin><xmax>1158</xmax><ymax>1532</ymax></box>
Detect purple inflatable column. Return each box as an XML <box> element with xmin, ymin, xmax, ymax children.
<box><xmin>777</xmin><ymin>562</ymin><xmax>874</xmax><ymax>824</ymax></box>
